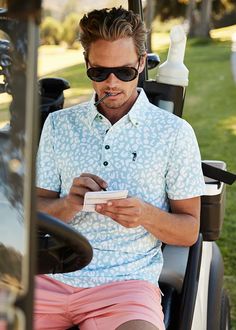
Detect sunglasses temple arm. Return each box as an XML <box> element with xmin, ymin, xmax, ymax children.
<box><xmin>94</xmin><ymin>93</ymin><xmax>112</xmax><ymax>107</ymax></box>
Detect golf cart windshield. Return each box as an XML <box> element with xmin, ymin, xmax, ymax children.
<box><xmin>0</xmin><ymin>3</ymin><xmax>39</xmax><ymax>328</ymax></box>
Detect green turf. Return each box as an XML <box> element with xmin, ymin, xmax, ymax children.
<box><xmin>0</xmin><ymin>102</ymin><xmax>10</xmax><ymax>123</ymax></box>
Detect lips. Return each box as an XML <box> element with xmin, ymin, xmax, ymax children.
<box><xmin>105</xmin><ymin>91</ymin><xmax>121</xmax><ymax>97</ymax></box>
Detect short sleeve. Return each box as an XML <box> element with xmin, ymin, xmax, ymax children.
<box><xmin>36</xmin><ymin>114</ymin><xmax>61</xmax><ymax>192</ymax></box>
<box><xmin>166</xmin><ymin>120</ymin><xmax>206</xmax><ymax>200</ymax></box>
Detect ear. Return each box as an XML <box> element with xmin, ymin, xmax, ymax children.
<box><xmin>138</xmin><ymin>52</ymin><xmax>147</xmax><ymax>73</ymax></box>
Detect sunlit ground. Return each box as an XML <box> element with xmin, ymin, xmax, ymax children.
<box><xmin>210</xmin><ymin>24</ymin><xmax>236</xmax><ymax>41</ymax></box>
<box><xmin>38</xmin><ymin>45</ymin><xmax>85</xmax><ymax>76</ymax></box>
<box><xmin>221</xmin><ymin>115</ymin><xmax>236</xmax><ymax>136</ymax></box>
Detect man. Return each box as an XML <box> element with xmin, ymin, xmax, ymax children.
<box><xmin>35</xmin><ymin>7</ymin><xmax>206</xmax><ymax>330</ymax></box>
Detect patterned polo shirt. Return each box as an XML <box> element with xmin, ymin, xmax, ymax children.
<box><xmin>36</xmin><ymin>88</ymin><xmax>206</xmax><ymax>288</ymax></box>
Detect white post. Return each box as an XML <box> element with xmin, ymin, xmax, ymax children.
<box><xmin>231</xmin><ymin>32</ymin><xmax>236</xmax><ymax>83</ymax></box>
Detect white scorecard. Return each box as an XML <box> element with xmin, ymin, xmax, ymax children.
<box><xmin>82</xmin><ymin>190</ymin><xmax>128</xmax><ymax>212</ymax></box>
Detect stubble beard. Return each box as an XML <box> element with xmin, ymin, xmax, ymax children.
<box><xmin>102</xmin><ymin>91</ymin><xmax>133</xmax><ymax>110</ymax></box>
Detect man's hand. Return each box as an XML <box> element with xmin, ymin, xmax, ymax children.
<box><xmin>96</xmin><ymin>196</ymin><xmax>201</xmax><ymax>246</ymax></box>
<box><xmin>95</xmin><ymin>197</ymin><xmax>147</xmax><ymax>228</ymax></box>
<box><xmin>37</xmin><ymin>173</ymin><xmax>107</xmax><ymax>222</ymax></box>
<box><xmin>65</xmin><ymin>173</ymin><xmax>108</xmax><ymax>212</ymax></box>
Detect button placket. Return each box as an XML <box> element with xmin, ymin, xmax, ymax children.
<box><xmin>102</xmin><ymin>137</ymin><xmax>111</xmax><ymax>167</ymax></box>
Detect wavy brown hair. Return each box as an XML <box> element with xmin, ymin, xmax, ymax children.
<box><xmin>79</xmin><ymin>7</ymin><xmax>147</xmax><ymax>60</ymax></box>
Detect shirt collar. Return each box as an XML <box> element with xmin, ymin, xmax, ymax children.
<box><xmin>128</xmin><ymin>88</ymin><xmax>150</xmax><ymax>127</ymax></box>
<box><xmin>85</xmin><ymin>92</ymin><xmax>101</xmax><ymax>126</ymax></box>
<box><xmin>85</xmin><ymin>88</ymin><xmax>150</xmax><ymax>127</ymax></box>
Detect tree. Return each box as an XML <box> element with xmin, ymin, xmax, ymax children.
<box><xmin>154</xmin><ymin>0</ymin><xmax>186</xmax><ymax>21</ymax></box>
<box><xmin>40</xmin><ymin>17</ymin><xmax>62</xmax><ymax>45</ymax></box>
<box><xmin>62</xmin><ymin>13</ymin><xmax>81</xmax><ymax>48</ymax></box>
<box><xmin>186</xmin><ymin>0</ymin><xmax>213</xmax><ymax>38</ymax></box>
<box><xmin>198</xmin><ymin>0</ymin><xmax>213</xmax><ymax>37</ymax></box>
<box><xmin>0</xmin><ymin>0</ymin><xmax>6</xmax><ymax>7</ymax></box>
<box><xmin>185</xmin><ymin>0</ymin><xmax>197</xmax><ymax>37</ymax></box>
<box><xmin>61</xmin><ymin>0</ymin><xmax>79</xmax><ymax>21</ymax></box>
<box><xmin>153</xmin><ymin>0</ymin><xmax>236</xmax><ymax>35</ymax></box>
<box><xmin>144</xmin><ymin>0</ymin><xmax>155</xmax><ymax>52</ymax></box>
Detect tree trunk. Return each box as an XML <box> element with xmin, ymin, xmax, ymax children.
<box><xmin>0</xmin><ymin>0</ymin><xmax>6</xmax><ymax>7</ymax></box>
<box><xmin>198</xmin><ymin>0</ymin><xmax>213</xmax><ymax>38</ymax></box>
<box><xmin>186</xmin><ymin>0</ymin><xmax>197</xmax><ymax>37</ymax></box>
<box><xmin>145</xmin><ymin>0</ymin><xmax>155</xmax><ymax>52</ymax></box>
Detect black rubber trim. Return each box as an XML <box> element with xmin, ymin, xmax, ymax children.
<box><xmin>37</xmin><ymin>212</ymin><xmax>93</xmax><ymax>274</ymax></box>
<box><xmin>207</xmin><ymin>242</ymin><xmax>224</xmax><ymax>330</ymax></box>
<box><xmin>202</xmin><ymin>162</ymin><xmax>236</xmax><ymax>185</ymax></box>
<box><xmin>143</xmin><ymin>80</ymin><xmax>185</xmax><ymax>118</ymax></box>
<box><xmin>178</xmin><ymin>234</ymin><xmax>203</xmax><ymax>330</ymax></box>
<box><xmin>160</xmin><ymin>283</ymin><xmax>179</xmax><ymax>330</ymax></box>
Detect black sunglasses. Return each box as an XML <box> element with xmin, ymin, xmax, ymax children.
<box><xmin>86</xmin><ymin>60</ymin><xmax>140</xmax><ymax>82</ymax></box>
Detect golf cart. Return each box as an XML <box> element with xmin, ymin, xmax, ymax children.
<box><xmin>0</xmin><ymin>0</ymin><xmax>235</xmax><ymax>329</ymax></box>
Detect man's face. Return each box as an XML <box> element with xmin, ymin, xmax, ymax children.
<box><xmin>87</xmin><ymin>38</ymin><xmax>146</xmax><ymax>112</ymax></box>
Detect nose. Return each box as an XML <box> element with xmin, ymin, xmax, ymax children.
<box><xmin>105</xmin><ymin>72</ymin><xmax>119</xmax><ymax>86</ymax></box>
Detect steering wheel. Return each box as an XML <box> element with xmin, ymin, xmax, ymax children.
<box><xmin>37</xmin><ymin>212</ymin><xmax>93</xmax><ymax>274</ymax></box>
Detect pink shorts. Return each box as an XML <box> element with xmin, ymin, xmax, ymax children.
<box><xmin>34</xmin><ymin>275</ymin><xmax>165</xmax><ymax>330</ymax></box>
<box><xmin>0</xmin><ymin>320</ymin><xmax>7</xmax><ymax>330</ymax></box>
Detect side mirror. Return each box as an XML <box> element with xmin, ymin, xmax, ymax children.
<box><xmin>147</xmin><ymin>53</ymin><xmax>160</xmax><ymax>70</ymax></box>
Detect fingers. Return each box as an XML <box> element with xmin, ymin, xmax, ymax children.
<box><xmin>96</xmin><ymin>207</ymin><xmax>141</xmax><ymax>228</ymax></box>
<box><xmin>71</xmin><ymin>175</ymin><xmax>106</xmax><ymax>194</ymax></box>
<box><xmin>95</xmin><ymin>197</ymin><xmax>142</xmax><ymax>228</ymax></box>
<box><xmin>100</xmin><ymin>198</ymin><xmax>137</xmax><ymax>214</ymax></box>
<box><xmin>67</xmin><ymin>173</ymin><xmax>107</xmax><ymax>207</ymax></box>
<box><xmin>97</xmin><ymin>205</ymin><xmax>141</xmax><ymax>219</ymax></box>
<box><xmin>79</xmin><ymin>173</ymin><xmax>107</xmax><ymax>190</ymax></box>
<box><xmin>96</xmin><ymin>206</ymin><xmax>134</xmax><ymax>218</ymax></box>
<box><xmin>70</xmin><ymin>186</ymin><xmax>90</xmax><ymax>198</ymax></box>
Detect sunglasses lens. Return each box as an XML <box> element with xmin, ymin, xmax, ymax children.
<box><xmin>87</xmin><ymin>67</ymin><xmax>138</xmax><ymax>82</ymax></box>
<box><xmin>87</xmin><ymin>68</ymin><xmax>108</xmax><ymax>82</ymax></box>
<box><xmin>116</xmin><ymin>67</ymin><xmax>138</xmax><ymax>81</ymax></box>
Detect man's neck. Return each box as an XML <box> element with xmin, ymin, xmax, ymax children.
<box><xmin>97</xmin><ymin>91</ymin><xmax>139</xmax><ymax>125</ymax></box>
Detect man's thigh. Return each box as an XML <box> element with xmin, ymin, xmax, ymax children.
<box><xmin>34</xmin><ymin>276</ymin><xmax>165</xmax><ymax>330</ymax></box>
<box><xmin>34</xmin><ymin>314</ymin><xmax>72</xmax><ymax>330</ymax></box>
<box><xmin>73</xmin><ymin>280</ymin><xmax>164</xmax><ymax>330</ymax></box>
<box><xmin>34</xmin><ymin>275</ymin><xmax>74</xmax><ymax>330</ymax></box>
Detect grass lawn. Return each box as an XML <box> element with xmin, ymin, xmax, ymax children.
<box><xmin>0</xmin><ymin>30</ymin><xmax>235</xmax><ymax>328</ymax></box>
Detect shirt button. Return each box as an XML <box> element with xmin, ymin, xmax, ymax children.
<box><xmin>103</xmin><ymin>161</ymin><xmax>108</xmax><ymax>166</ymax></box>
<box><xmin>105</xmin><ymin>145</ymin><xmax>110</xmax><ymax>150</ymax></box>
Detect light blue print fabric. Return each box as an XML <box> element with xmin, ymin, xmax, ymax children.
<box><xmin>36</xmin><ymin>88</ymin><xmax>206</xmax><ymax>287</ymax></box>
